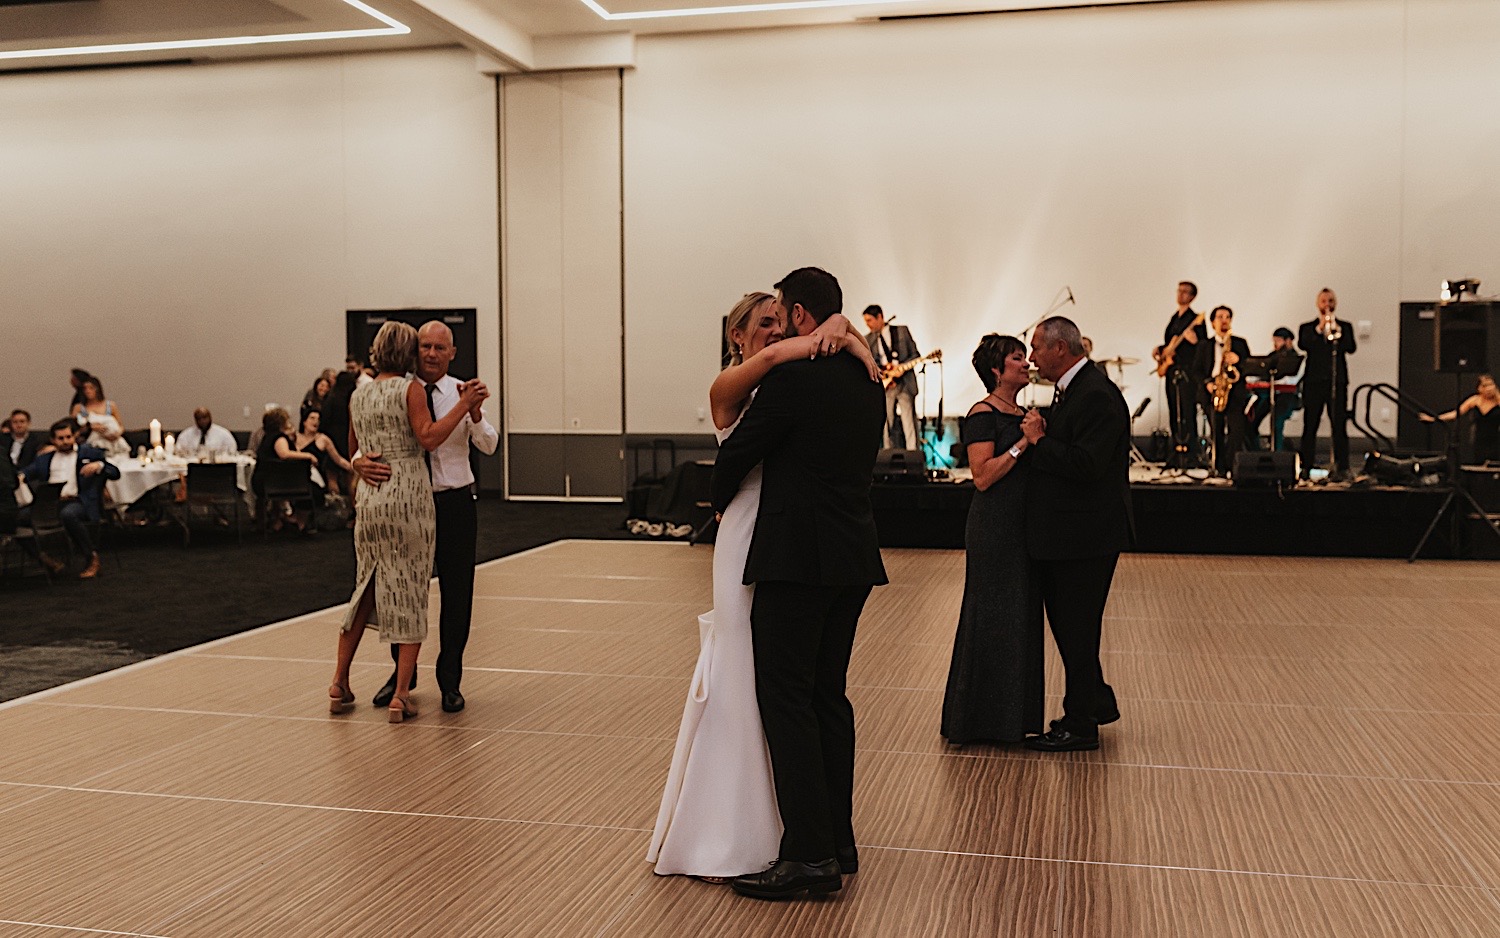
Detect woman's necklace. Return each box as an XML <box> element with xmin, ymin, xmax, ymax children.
<box><xmin>988</xmin><ymin>393</ymin><xmax>1022</xmax><ymax>415</ymax></box>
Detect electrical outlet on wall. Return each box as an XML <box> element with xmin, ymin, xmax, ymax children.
<box><xmin>696</xmin><ymin>406</ymin><xmax>706</xmax><ymax>422</ymax></box>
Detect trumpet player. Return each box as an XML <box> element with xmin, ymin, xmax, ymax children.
<box><xmin>1194</xmin><ymin>305</ymin><xmax>1251</xmax><ymax>475</ymax></box>
<box><xmin>1297</xmin><ymin>288</ymin><xmax>1357</xmax><ymax>481</ymax></box>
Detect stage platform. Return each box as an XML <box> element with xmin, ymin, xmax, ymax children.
<box><xmin>873</xmin><ymin>475</ymin><xmax>1494</xmax><ymax>559</ymax></box>
<box><xmin>1</xmin><ymin>540</ymin><xmax>1498</xmax><ymax>936</ymax></box>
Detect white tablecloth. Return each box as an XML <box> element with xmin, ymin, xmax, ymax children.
<box><xmin>105</xmin><ymin>455</ymin><xmax>259</xmax><ymax>507</ymax></box>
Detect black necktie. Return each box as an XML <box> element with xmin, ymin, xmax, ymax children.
<box><xmin>1052</xmin><ymin>385</ymin><xmax>1067</xmax><ymax>411</ymax></box>
<box><xmin>879</xmin><ymin>331</ymin><xmax>895</xmax><ymax>364</ymax></box>
<box><xmin>424</xmin><ymin>383</ymin><xmax>438</xmax><ymax>478</ymax></box>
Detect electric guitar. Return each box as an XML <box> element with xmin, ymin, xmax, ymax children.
<box><xmin>881</xmin><ymin>349</ymin><xmax>942</xmax><ymax>389</ymax></box>
<box><xmin>1153</xmin><ymin>312</ymin><xmax>1206</xmax><ymax>377</ymax></box>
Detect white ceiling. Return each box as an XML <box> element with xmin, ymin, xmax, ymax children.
<box><xmin>0</xmin><ymin>0</ymin><xmax>1212</xmax><ymax>73</ymax></box>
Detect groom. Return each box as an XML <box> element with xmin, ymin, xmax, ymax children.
<box><xmin>710</xmin><ymin>267</ymin><xmax>888</xmax><ymax>900</ymax></box>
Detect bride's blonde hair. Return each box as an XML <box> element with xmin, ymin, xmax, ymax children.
<box><xmin>724</xmin><ymin>292</ymin><xmax>776</xmax><ymax>367</ymax></box>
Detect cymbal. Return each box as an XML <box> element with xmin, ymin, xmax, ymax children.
<box><xmin>1101</xmin><ymin>356</ymin><xmax>1140</xmax><ymax>367</ymax></box>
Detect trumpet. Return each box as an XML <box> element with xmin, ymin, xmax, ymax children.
<box><xmin>1211</xmin><ymin>329</ymin><xmax>1240</xmax><ymax>413</ymax></box>
<box><xmin>1323</xmin><ymin>316</ymin><xmax>1343</xmax><ymax>342</ymax></box>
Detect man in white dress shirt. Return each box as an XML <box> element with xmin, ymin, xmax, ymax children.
<box><xmin>355</xmin><ymin>321</ymin><xmax>498</xmax><ymax>713</ymax></box>
<box><xmin>177</xmin><ymin>408</ymin><xmax>238</xmax><ymax>456</ymax></box>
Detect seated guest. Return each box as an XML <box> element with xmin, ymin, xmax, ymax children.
<box><xmin>178</xmin><ymin>407</ymin><xmax>238</xmax><ymax>456</ymax></box>
<box><xmin>7</xmin><ymin>409</ymin><xmax>39</xmax><ymax>469</ymax></box>
<box><xmin>71</xmin><ymin>376</ymin><xmax>130</xmax><ymax>457</ymax></box>
<box><xmin>22</xmin><ymin>419</ymin><xmax>121</xmax><ymax>578</ymax></box>
<box><xmin>251</xmin><ymin>406</ymin><xmax>319</xmax><ymax>533</ymax></box>
<box><xmin>1422</xmin><ymin>372</ymin><xmax>1500</xmax><ymax>463</ymax></box>
<box><xmin>294</xmin><ymin>407</ymin><xmax>353</xmax><ymax>495</ymax></box>
<box><xmin>1193</xmin><ymin>305</ymin><xmax>1251</xmax><ymax>475</ymax></box>
<box><xmin>302</xmin><ymin>373</ymin><xmax>333</xmax><ymax>416</ymax></box>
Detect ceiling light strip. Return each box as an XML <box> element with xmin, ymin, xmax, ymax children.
<box><xmin>0</xmin><ymin>0</ymin><xmax>410</xmax><ymax>62</ymax></box>
<box><xmin>581</xmin><ymin>0</ymin><xmax>926</xmax><ymax>19</ymax></box>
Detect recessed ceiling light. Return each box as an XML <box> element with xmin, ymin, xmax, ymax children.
<box><xmin>579</xmin><ymin>0</ymin><xmax>923</xmax><ymax>20</ymax></box>
<box><xmin>0</xmin><ymin>0</ymin><xmax>409</xmax><ymax>62</ymax></box>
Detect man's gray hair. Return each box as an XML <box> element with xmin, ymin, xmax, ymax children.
<box><xmin>1036</xmin><ymin>316</ymin><xmax>1086</xmax><ymax>356</ymax></box>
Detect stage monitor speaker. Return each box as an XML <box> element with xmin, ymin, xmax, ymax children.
<box><xmin>1434</xmin><ymin>305</ymin><xmax>1489</xmax><ymax>372</ymax></box>
<box><xmin>875</xmin><ymin>448</ymin><xmax>926</xmax><ymax>483</ymax></box>
<box><xmin>1232</xmin><ymin>451</ymin><xmax>1296</xmax><ymax>488</ymax></box>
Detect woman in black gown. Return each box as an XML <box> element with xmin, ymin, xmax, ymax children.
<box><xmin>942</xmin><ymin>334</ymin><xmax>1044</xmax><ymax>745</ymax></box>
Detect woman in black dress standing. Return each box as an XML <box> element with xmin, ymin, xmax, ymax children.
<box><xmin>941</xmin><ymin>334</ymin><xmax>1045</xmax><ymax>745</ymax></box>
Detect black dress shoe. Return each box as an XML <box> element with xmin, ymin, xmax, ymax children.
<box><xmin>1024</xmin><ymin>728</ymin><xmax>1100</xmax><ymax>752</ymax></box>
<box><xmin>731</xmin><ymin>859</ymin><xmax>841</xmax><ymax>900</ymax></box>
<box><xmin>1096</xmin><ymin>706</ymin><xmax>1121</xmax><ymax>726</ymax></box>
<box><xmin>441</xmin><ymin>690</ymin><xmax>465</xmax><ymax>713</ymax></box>
<box><xmin>372</xmin><ymin>671</ymin><xmax>415</xmax><ymax>708</ymax></box>
<box><xmin>836</xmin><ymin>846</ymin><xmax>858</xmax><ymax>875</ymax></box>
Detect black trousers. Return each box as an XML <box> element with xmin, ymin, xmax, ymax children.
<box><xmin>1300</xmin><ymin>380</ymin><xmax>1349</xmax><ymax>471</ymax></box>
<box><xmin>1034</xmin><ymin>554</ymin><xmax>1118</xmax><ymax>735</ymax></box>
<box><xmin>1208</xmin><ymin>394</ymin><xmax>1248</xmax><ymax>473</ymax></box>
<box><xmin>751</xmin><ymin>580</ymin><xmax>872</xmax><ymax>863</ymax></box>
<box><xmin>1165</xmin><ymin>368</ymin><xmax>1199</xmax><ymax>467</ymax></box>
<box><xmin>389</xmin><ymin>489</ymin><xmax>478</xmax><ymax>690</ymax></box>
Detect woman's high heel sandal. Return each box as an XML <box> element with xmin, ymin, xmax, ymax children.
<box><xmin>388</xmin><ymin>695</ymin><xmax>418</xmax><ymax>723</ymax></box>
<box><xmin>329</xmin><ymin>682</ymin><xmax>355</xmax><ymax>714</ymax></box>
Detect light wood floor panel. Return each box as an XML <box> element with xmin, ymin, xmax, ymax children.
<box><xmin>1060</xmin><ymin>762</ymin><xmax>1481</xmax><ymax>886</ymax></box>
<box><xmin>602</xmin><ymin>850</ymin><xmax>1060</xmax><ymax>938</ymax></box>
<box><xmin>3</xmin><ymin>542</ymin><xmax>1495</xmax><ymax>937</ymax></box>
<box><xmin>159</xmin><ymin>816</ymin><xmax>648</xmax><ymax>938</ymax></box>
<box><xmin>0</xmin><ymin>790</ymin><xmax>330</xmax><ymax>933</ymax></box>
<box><xmin>1058</xmin><ymin>863</ymin><xmax>1500</xmax><ymax>938</ymax></box>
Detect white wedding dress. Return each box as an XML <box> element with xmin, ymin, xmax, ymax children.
<box><xmin>647</xmin><ymin>400</ymin><xmax>781</xmax><ymax>877</ymax></box>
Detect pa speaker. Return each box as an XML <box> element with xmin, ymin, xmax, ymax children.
<box><xmin>1435</xmin><ymin>305</ymin><xmax>1489</xmax><ymax>373</ymax></box>
<box><xmin>1232</xmin><ymin>451</ymin><xmax>1297</xmax><ymax>487</ymax></box>
<box><xmin>875</xmin><ymin>448</ymin><xmax>927</xmax><ymax>483</ymax></box>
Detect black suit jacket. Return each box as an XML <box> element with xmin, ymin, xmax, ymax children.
<box><xmin>1193</xmin><ymin>334</ymin><xmax>1253</xmax><ymax>416</ymax></box>
<box><xmin>1025</xmin><ymin>362</ymin><xmax>1134</xmax><ymax>560</ymax></box>
<box><xmin>23</xmin><ymin>445</ymin><xmax>121</xmax><ymax>523</ymax></box>
<box><xmin>866</xmin><ymin>324</ymin><xmax>921</xmax><ymax>396</ymax></box>
<box><xmin>711</xmin><ymin>355</ymin><xmax>888</xmax><ymax>587</ymax></box>
<box><xmin>1297</xmin><ymin>319</ymin><xmax>1356</xmax><ymax>385</ymax></box>
<box><xmin>7</xmin><ymin>433</ymin><xmax>40</xmax><ymax>470</ymax></box>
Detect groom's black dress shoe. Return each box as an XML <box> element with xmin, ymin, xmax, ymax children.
<box><xmin>441</xmin><ymin>690</ymin><xmax>465</xmax><ymax>713</ymax></box>
<box><xmin>731</xmin><ymin>859</ymin><xmax>841</xmax><ymax>899</ymax></box>
<box><xmin>1096</xmin><ymin>706</ymin><xmax>1121</xmax><ymax>726</ymax></box>
<box><xmin>1024</xmin><ymin>728</ymin><xmax>1100</xmax><ymax>752</ymax></box>
<box><xmin>836</xmin><ymin>846</ymin><xmax>858</xmax><ymax>875</ymax></box>
<box><xmin>372</xmin><ymin>671</ymin><xmax>415</xmax><ymax>708</ymax></box>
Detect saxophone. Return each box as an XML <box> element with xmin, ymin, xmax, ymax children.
<box><xmin>1211</xmin><ymin>329</ymin><xmax>1240</xmax><ymax>413</ymax></box>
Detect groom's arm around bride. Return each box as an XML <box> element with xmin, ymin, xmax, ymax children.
<box><xmin>709</xmin><ymin>267</ymin><xmax>887</xmax><ymax>900</ymax></box>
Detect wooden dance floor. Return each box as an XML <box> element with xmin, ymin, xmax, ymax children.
<box><xmin>1</xmin><ymin>541</ymin><xmax>1498</xmax><ymax>936</ymax></box>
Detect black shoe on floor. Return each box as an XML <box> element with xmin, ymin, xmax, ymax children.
<box><xmin>836</xmin><ymin>846</ymin><xmax>858</xmax><ymax>875</ymax></box>
<box><xmin>442</xmin><ymin>690</ymin><xmax>465</xmax><ymax>713</ymax></box>
<box><xmin>1096</xmin><ymin>706</ymin><xmax>1121</xmax><ymax>726</ymax></box>
<box><xmin>371</xmin><ymin>671</ymin><xmax>414</xmax><ymax>708</ymax></box>
<box><xmin>1024</xmin><ymin>727</ymin><xmax>1100</xmax><ymax>752</ymax></box>
<box><xmin>731</xmin><ymin>859</ymin><xmax>841</xmax><ymax>900</ymax></box>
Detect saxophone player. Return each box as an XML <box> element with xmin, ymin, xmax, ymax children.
<box><xmin>1193</xmin><ymin>305</ymin><xmax>1252</xmax><ymax>475</ymax></box>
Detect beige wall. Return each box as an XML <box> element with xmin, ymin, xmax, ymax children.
<box><xmin>0</xmin><ymin>47</ymin><xmax>499</xmax><ymax>435</ymax></box>
<box><xmin>622</xmin><ymin>0</ymin><xmax>1500</xmax><ymax>437</ymax></box>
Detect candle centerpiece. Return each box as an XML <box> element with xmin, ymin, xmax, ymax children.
<box><xmin>149</xmin><ymin>419</ymin><xmax>162</xmax><ymax>448</ymax></box>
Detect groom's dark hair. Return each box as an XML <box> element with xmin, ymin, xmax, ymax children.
<box><xmin>775</xmin><ymin>267</ymin><xmax>842</xmax><ymax>324</ymax></box>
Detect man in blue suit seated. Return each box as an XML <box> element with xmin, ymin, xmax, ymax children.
<box><xmin>22</xmin><ymin>418</ymin><xmax>120</xmax><ymax>578</ymax></box>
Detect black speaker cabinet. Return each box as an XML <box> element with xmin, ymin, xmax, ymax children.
<box><xmin>1232</xmin><ymin>450</ymin><xmax>1297</xmax><ymax>487</ymax></box>
<box><xmin>875</xmin><ymin>448</ymin><xmax>927</xmax><ymax>483</ymax></box>
<box><xmin>1435</xmin><ymin>304</ymin><xmax>1490</xmax><ymax>372</ymax></box>
<box><xmin>1399</xmin><ymin>301</ymin><xmax>1500</xmax><ymax>450</ymax></box>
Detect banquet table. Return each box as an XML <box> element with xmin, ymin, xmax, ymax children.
<box><xmin>105</xmin><ymin>454</ymin><xmax>260</xmax><ymax>508</ymax></box>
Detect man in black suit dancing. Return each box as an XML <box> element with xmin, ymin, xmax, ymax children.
<box><xmin>711</xmin><ymin>267</ymin><xmax>887</xmax><ymax>900</ymax></box>
<box><xmin>1021</xmin><ymin>316</ymin><xmax>1132</xmax><ymax>752</ymax></box>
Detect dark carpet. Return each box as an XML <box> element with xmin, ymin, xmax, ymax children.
<box><xmin>0</xmin><ymin>499</ymin><xmax>634</xmax><ymax>702</ymax></box>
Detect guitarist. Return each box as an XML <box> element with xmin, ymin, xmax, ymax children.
<box><xmin>1152</xmin><ymin>281</ymin><xmax>1208</xmax><ymax>468</ymax></box>
<box><xmin>863</xmin><ymin>305</ymin><xmax>922</xmax><ymax>451</ymax></box>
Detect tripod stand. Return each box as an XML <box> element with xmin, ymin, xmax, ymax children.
<box><xmin>1409</xmin><ymin>372</ymin><xmax>1500</xmax><ymax>561</ymax></box>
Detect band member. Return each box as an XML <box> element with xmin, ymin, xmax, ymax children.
<box><xmin>1297</xmin><ymin>288</ymin><xmax>1357</xmax><ymax>480</ymax></box>
<box><xmin>1247</xmin><ymin>327</ymin><xmax>1304</xmax><ymax>451</ymax></box>
<box><xmin>862</xmin><ymin>305</ymin><xmax>922</xmax><ymax>451</ymax></box>
<box><xmin>1153</xmin><ymin>281</ymin><xmax>1207</xmax><ymax>468</ymax></box>
<box><xmin>1193</xmin><ymin>306</ymin><xmax>1251</xmax><ymax>474</ymax></box>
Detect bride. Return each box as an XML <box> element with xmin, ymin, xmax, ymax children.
<box><xmin>647</xmin><ymin>290</ymin><xmax>877</xmax><ymax>881</ymax></box>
